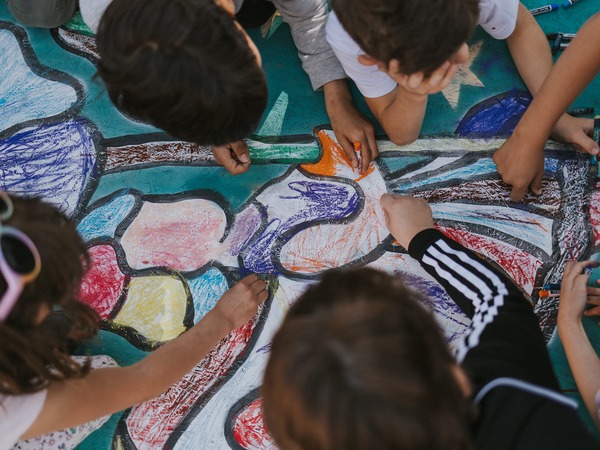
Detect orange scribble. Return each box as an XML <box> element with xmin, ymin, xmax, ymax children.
<box><xmin>302</xmin><ymin>131</ymin><xmax>353</xmax><ymax>176</ymax></box>
<box><xmin>356</xmin><ymin>164</ymin><xmax>375</xmax><ymax>182</ymax></box>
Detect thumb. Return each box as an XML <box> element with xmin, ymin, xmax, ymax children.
<box><xmin>231</xmin><ymin>141</ymin><xmax>250</xmax><ymax>163</ymax></box>
<box><xmin>531</xmin><ymin>171</ymin><xmax>543</xmax><ymax>196</ymax></box>
<box><xmin>573</xmin><ymin>131</ymin><xmax>600</xmax><ymax>155</ymax></box>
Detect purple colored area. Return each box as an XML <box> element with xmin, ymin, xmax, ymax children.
<box><xmin>0</xmin><ymin>119</ymin><xmax>97</xmax><ymax>216</ymax></box>
<box><xmin>242</xmin><ymin>180</ymin><xmax>360</xmax><ymax>273</ymax></box>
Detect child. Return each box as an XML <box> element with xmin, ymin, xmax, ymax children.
<box><xmin>0</xmin><ymin>191</ymin><xmax>268</xmax><ymax>448</ymax></box>
<box><xmin>262</xmin><ymin>194</ymin><xmax>599</xmax><ymax>449</ymax></box>
<box><xmin>325</xmin><ymin>0</ymin><xmax>593</xmax><ymax>153</ymax></box>
<box><xmin>493</xmin><ymin>12</ymin><xmax>600</xmax><ymax>201</ymax></box>
<box><xmin>95</xmin><ymin>0</ymin><xmax>378</xmax><ymax>175</ymax></box>
<box><xmin>558</xmin><ymin>261</ymin><xmax>600</xmax><ymax>429</ymax></box>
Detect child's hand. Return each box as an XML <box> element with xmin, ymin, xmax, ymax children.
<box><xmin>559</xmin><ymin>261</ymin><xmax>600</xmax><ymax>325</ymax></box>
<box><xmin>493</xmin><ymin>133</ymin><xmax>545</xmax><ymax>201</ymax></box>
<box><xmin>212</xmin><ymin>141</ymin><xmax>251</xmax><ymax>175</ymax></box>
<box><xmin>550</xmin><ymin>114</ymin><xmax>599</xmax><ymax>155</ymax></box>
<box><xmin>212</xmin><ymin>274</ymin><xmax>268</xmax><ymax>330</ymax></box>
<box><xmin>329</xmin><ymin>102</ymin><xmax>378</xmax><ymax>174</ymax></box>
<box><xmin>388</xmin><ymin>60</ymin><xmax>457</xmax><ymax>97</ymax></box>
<box><xmin>380</xmin><ymin>194</ymin><xmax>433</xmax><ymax>249</ymax></box>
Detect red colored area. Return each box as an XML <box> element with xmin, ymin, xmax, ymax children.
<box><xmin>125</xmin><ymin>317</ymin><xmax>259</xmax><ymax>449</ymax></box>
<box><xmin>590</xmin><ymin>187</ymin><xmax>600</xmax><ymax>247</ymax></box>
<box><xmin>438</xmin><ymin>226</ymin><xmax>542</xmax><ymax>293</ymax></box>
<box><xmin>233</xmin><ymin>398</ymin><xmax>275</xmax><ymax>450</ymax></box>
<box><xmin>79</xmin><ymin>244</ymin><xmax>126</xmax><ymax>318</ymax></box>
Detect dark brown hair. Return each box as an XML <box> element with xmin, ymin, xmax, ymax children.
<box><xmin>0</xmin><ymin>195</ymin><xmax>99</xmax><ymax>395</ymax></box>
<box><xmin>96</xmin><ymin>0</ymin><xmax>268</xmax><ymax>146</ymax></box>
<box><xmin>333</xmin><ymin>0</ymin><xmax>479</xmax><ymax>75</ymax></box>
<box><xmin>262</xmin><ymin>268</ymin><xmax>472</xmax><ymax>450</ymax></box>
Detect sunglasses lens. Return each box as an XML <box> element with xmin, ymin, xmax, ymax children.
<box><xmin>1</xmin><ymin>234</ymin><xmax>36</xmax><ymax>274</ymax></box>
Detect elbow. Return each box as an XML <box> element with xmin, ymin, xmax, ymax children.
<box><xmin>388</xmin><ymin>131</ymin><xmax>419</xmax><ymax>147</ymax></box>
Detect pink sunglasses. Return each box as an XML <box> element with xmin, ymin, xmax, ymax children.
<box><xmin>0</xmin><ymin>192</ymin><xmax>42</xmax><ymax>321</ymax></box>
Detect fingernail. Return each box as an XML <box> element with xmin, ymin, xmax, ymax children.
<box><xmin>240</xmin><ymin>154</ymin><xmax>249</xmax><ymax>163</ymax></box>
<box><xmin>593</xmin><ymin>146</ymin><xmax>599</xmax><ymax>155</ymax></box>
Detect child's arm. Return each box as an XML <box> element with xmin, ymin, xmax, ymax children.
<box><xmin>20</xmin><ymin>274</ymin><xmax>268</xmax><ymax>439</ymax></box>
<box><xmin>271</xmin><ymin>0</ymin><xmax>378</xmax><ymax>172</ymax></box>
<box><xmin>494</xmin><ymin>10</ymin><xmax>600</xmax><ymax>201</ymax></box>
<box><xmin>323</xmin><ymin>79</ymin><xmax>378</xmax><ymax>174</ymax></box>
<box><xmin>364</xmin><ymin>59</ymin><xmax>457</xmax><ymax>145</ymax></box>
<box><xmin>380</xmin><ymin>194</ymin><xmax>558</xmax><ymax>388</ymax></box>
<box><xmin>558</xmin><ymin>261</ymin><xmax>600</xmax><ymax>428</ymax></box>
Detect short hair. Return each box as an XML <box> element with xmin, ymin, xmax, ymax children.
<box><xmin>262</xmin><ymin>268</ymin><xmax>472</xmax><ymax>450</ymax></box>
<box><xmin>333</xmin><ymin>0</ymin><xmax>479</xmax><ymax>75</ymax></box>
<box><xmin>0</xmin><ymin>195</ymin><xmax>99</xmax><ymax>395</ymax></box>
<box><xmin>96</xmin><ymin>0</ymin><xmax>268</xmax><ymax>146</ymax></box>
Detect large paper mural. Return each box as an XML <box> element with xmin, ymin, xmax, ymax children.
<box><xmin>1</xmin><ymin>11</ymin><xmax>598</xmax><ymax>450</ymax></box>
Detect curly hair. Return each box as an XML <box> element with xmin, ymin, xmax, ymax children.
<box><xmin>96</xmin><ymin>0</ymin><xmax>268</xmax><ymax>146</ymax></box>
<box><xmin>263</xmin><ymin>268</ymin><xmax>473</xmax><ymax>450</ymax></box>
<box><xmin>0</xmin><ymin>195</ymin><xmax>99</xmax><ymax>395</ymax></box>
<box><xmin>333</xmin><ymin>0</ymin><xmax>479</xmax><ymax>75</ymax></box>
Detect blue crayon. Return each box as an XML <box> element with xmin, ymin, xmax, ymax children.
<box><xmin>530</xmin><ymin>3</ymin><xmax>558</xmax><ymax>15</ymax></box>
<box><xmin>562</xmin><ymin>0</ymin><xmax>582</xmax><ymax>8</ymax></box>
<box><xmin>543</xmin><ymin>283</ymin><xmax>561</xmax><ymax>290</ymax></box>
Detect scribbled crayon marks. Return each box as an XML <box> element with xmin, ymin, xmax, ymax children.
<box><xmin>0</xmin><ymin>119</ymin><xmax>99</xmax><ymax>216</ymax></box>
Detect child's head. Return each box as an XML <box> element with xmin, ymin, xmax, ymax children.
<box><xmin>0</xmin><ymin>193</ymin><xmax>98</xmax><ymax>395</ymax></box>
<box><xmin>332</xmin><ymin>0</ymin><xmax>479</xmax><ymax>75</ymax></box>
<box><xmin>96</xmin><ymin>0</ymin><xmax>268</xmax><ymax>146</ymax></box>
<box><xmin>262</xmin><ymin>268</ymin><xmax>472</xmax><ymax>450</ymax></box>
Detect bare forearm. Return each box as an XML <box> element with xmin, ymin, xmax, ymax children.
<box><xmin>512</xmin><ymin>11</ymin><xmax>600</xmax><ymax>140</ymax></box>
<box><xmin>372</xmin><ymin>89</ymin><xmax>427</xmax><ymax>145</ymax></box>
<box><xmin>558</xmin><ymin>319</ymin><xmax>600</xmax><ymax>428</ymax></box>
<box><xmin>28</xmin><ymin>310</ymin><xmax>233</xmax><ymax>438</ymax></box>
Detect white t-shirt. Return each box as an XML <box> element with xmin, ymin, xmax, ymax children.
<box><xmin>326</xmin><ymin>0</ymin><xmax>519</xmax><ymax>98</ymax></box>
<box><xmin>0</xmin><ymin>390</ymin><xmax>47</xmax><ymax>450</ymax></box>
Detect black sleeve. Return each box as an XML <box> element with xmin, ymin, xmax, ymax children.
<box><xmin>408</xmin><ymin>228</ymin><xmax>560</xmax><ymax>392</ymax></box>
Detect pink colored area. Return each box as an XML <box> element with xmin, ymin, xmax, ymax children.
<box><xmin>79</xmin><ymin>244</ymin><xmax>126</xmax><ymax>318</ymax></box>
<box><xmin>233</xmin><ymin>398</ymin><xmax>276</xmax><ymax>450</ymax></box>
<box><xmin>121</xmin><ymin>199</ymin><xmax>227</xmax><ymax>272</ymax></box>
<box><xmin>125</xmin><ymin>316</ymin><xmax>260</xmax><ymax>449</ymax></box>
<box><xmin>438</xmin><ymin>226</ymin><xmax>542</xmax><ymax>293</ymax></box>
<box><xmin>590</xmin><ymin>186</ymin><xmax>600</xmax><ymax>247</ymax></box>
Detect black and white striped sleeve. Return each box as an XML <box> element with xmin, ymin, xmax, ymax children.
<box><xmin>408</xmin><ymin>229</ymin><xmax>558</xmax><ymax>389</ymax></box>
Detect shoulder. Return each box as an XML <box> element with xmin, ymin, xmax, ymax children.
<box><xmin>477</xmin><ymin>0</ymin><xmax>519</xmax><ymax>40</ymax></box>
<box><xmin>0</xmin><ymin>390</ymin><xmax>47</xmax><ymax>448</ymax></box>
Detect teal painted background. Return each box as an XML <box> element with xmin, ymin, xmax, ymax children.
<box><xmin>1</xmin><ymin>0</ymin><xmax>600</xmax><ymax>447</ymax></box>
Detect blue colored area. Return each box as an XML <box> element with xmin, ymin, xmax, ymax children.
<box><xmin>77</xmin><ymin>194</ymin><xmax>136</xmax><ymax>241</ymax></box>
<box><xmin>0</xmin><ymin>119</ymin><xmax>96</xmax><ymax>216</ymax></box>
<box><xmin>188</xmin><ymin>268</ymin><xmax>229</xmax><ymax>323</ymax></box>
<box><xmin>394</xmin><ymin>158</ymin><xmax>497</xmax><ymax>191</ymax></box>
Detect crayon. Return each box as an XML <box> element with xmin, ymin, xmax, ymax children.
<box><xmin>529</xmin><ymin>4</ymin><xmax>558</xmax><ymax>15</ymax></box>
<box><xmin>543</xmin><ymin>283</ymin><xmax>562</xmax><ymax>290</ymax></box>
<box><xmin>546</xmin><ymin>32</ymin><xmax>576</xmax><ymax>41</ymax></box>
<box><xmin>562</xmin><ymin>0</ymin><xmax>582</xmax><ymax>8</ymax></box>
<box><xmin>566</xmin><ymin>107</ymin><xmax>594</xmax><ymax>116</ymax></box>
<box><xmin>539</xmin><ymin>290</ymin><xmax>560</xmax><ymax>298</ymax></box>
<box><xmin>551</xmin><ymin>32</ymin><xmax>563</xmax><ymax>55</ymax></box>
